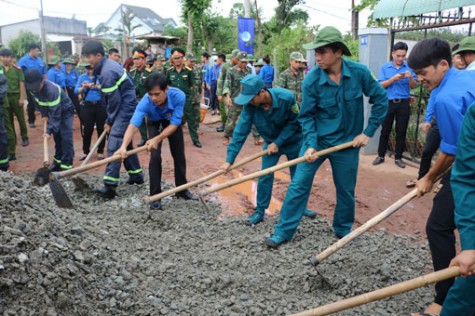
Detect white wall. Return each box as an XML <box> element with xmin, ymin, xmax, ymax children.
<box><xmin>1</xmin><ymin>20</ymin><xmax>40</xmax><ymax>47</ymax></box>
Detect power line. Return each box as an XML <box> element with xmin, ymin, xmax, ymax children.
<box><xmin>301</xmin><ymin>5</ymin><xmax>348</xmax><ymax>21</ymax></box>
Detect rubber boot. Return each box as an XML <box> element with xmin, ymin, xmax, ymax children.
<box><xmin>246</xmin><ymin>209</ymin><xmax>265</xmax><ymax>226</ymax></box>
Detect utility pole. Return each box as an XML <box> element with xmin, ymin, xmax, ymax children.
<box><xmin>121</xmin><ymin>4</ymin><xmax>127</xmax><ymax>60</ymax></box>
<box><xmin>351</xmin><ymin>0</ymin><xmax>359</xmax><ymax>40</ymax></box>
<box><xmin>39</xmin><ymin>0</ymin><xmax>48</xmax><ymax>61</ymax></box>
<box><xmin>244</xmin><ymin>0</ymin><xmax>251</xmax><ymax>18</ymax></box>
<box><xmin>254</xmin><ymin>0</ymin><xmax>262</xmax><ymax>56</ymax></box>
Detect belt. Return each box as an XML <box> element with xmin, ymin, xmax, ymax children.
<box><xmin>148</xmin><ymin>119</ymin><xmax>170</xmax><ymax>126</ymax></box>
<box><xmin>389</xmin><ymin>98</ymin><xmax>408</xmax><ymax>103</ymax></box>
<box><xmin>83</xmin><ymin>100</ymin><xmax>101</xmax><ymax>105</ymax></box>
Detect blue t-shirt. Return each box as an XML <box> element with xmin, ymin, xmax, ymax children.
<box><xmin>130</xmin><ymin>87</ymin><xmax>185</xmax><ymax>127</ymax></box>
<box><xmin>378</xmin><ymin>61</ymin><xmax>417</xmax><ymax>100</ymax></box>
<box><xmin>259</xmin><ymin>64</ymin><xmax>274</xmax><ymax>83</ymax></box>
<box><xmin>47</xmin><ymin>67</ymin><xmax>66</xmax><ymax>88</ymax></box>
<box><xmin>17</xmin><ymin>54</ymin><xmax>46</xmax><ymax>75</ymax></box>
<box><xmin>74</xmin><ymin>73</ymin><xmax>102</xmax><ymax>102</ymax></box>
<box><xmin>64</xmin><ymin>69</ymin><xmax>79</xmax><ymax>87</ymax></box>
<box><xmin>428</xmin><ymin>67</ymin><xmax>475</xmax><ymax>155</ymax></box>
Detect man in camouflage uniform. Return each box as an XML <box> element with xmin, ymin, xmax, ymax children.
<box><xmin>276</xmin><ymin>51</ymin><xmax>306</xmax><ymax>106</ymax></box>
<box><xmin>129</xmin><ymin>49</ymin><xmax>153</xmax><ymax>146</ymax></box>
<box><xmin>216</xmin><ymin>49</ymin><xmax>239</xmax><ymax>132</ymax></box>
<box><xmin>167</xmin><ymin>48</ymin><xmax>201</xmax><ymax>148</ymax></box>
<box><xmin>151</xmin><ymin>54</ymin><xmax>166</xmax><ymax>73</ymax></box>
<box><xmin>223</xmin><ymin>51</ymin><xmax>260</xmax><ymax>145</ymax></box>
<box><xmin>185</xmin><ymin>53</ymin><xmax>202</xmax><ymax>127</ymax></box>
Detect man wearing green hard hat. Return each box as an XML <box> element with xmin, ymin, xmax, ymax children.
<box><xmin>452</xmin><ymin>36</ymin><xmax>475</xmax><ymax>70</ymax></box>
<box><xmin>265</xmin><ymin>26</ymin><xmax>388</xmax><ymax>249</ymax></box>
<box><xmin>220</xmin><ymin>74</ymin><xmax>317</xmax><ymax>225</ymax></box>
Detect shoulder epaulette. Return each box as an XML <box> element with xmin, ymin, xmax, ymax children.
<box><xmin>185</xmin><ymin>66</ymin><xmax>192</xmax><ymax>71</ymax></box>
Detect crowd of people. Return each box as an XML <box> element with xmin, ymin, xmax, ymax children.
<box><xmin>0</xmin><ymin>25</ymin><xmax>474</xmax><ymax>315</ymax></box>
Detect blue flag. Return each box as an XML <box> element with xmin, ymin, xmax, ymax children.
<box><xmin>238</xmin><ymin>17</ymin><xmax>254</xmax><ymax>54</ymax></box>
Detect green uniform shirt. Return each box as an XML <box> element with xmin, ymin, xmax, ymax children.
<box><xmin>129</xmin><ymin>65</ymin><xmax>152</xmax><ymax>99</ymax></box>
<box><xmin>277</xmin><ymin>67</ymin><xmax>304</xmax><ymax>105</ymax></box>
<box><xmin>191</xmin><ymin>64</ymin><xmax>202</xmax><ymax>104</ymax></box>
<box><xmin>167</xmin><ymin>65</ymin><xmax>195</xmax><ymax>100</ymax></box>
<box><xmin>217</xmin><ymin>62</ymin><xmax>232</xmax><ymax>97</ymax></box>
<box><xmin>223</xmin><ymin>64</ymin><xmax>251</xmax><ymax>105</ymax></box>
<box><xmin>150</xmin><ymin>64</ymin><xmax>164</xmax><ymax>73</ymax></box>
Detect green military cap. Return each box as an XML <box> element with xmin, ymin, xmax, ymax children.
<box><xmin>72</xmin><ymin>53</ymin><xmax>79</xmax><ymax>58</ymax></box>
<box><xmin>254</xmin><ymin>58</ymin><xmax>264</xmax><ymax>66</ymax></box>
<box><xmin>237</xmin><ymin>51</ymin><xmax>248</xmax><ymax>61</ymax></box>
<box><xmin>48</xmin><ymin>56</ymin><xmax>61</xmax><ymax>65</ymax></box>
<box><xmin>247</xmin><ymin>54</ymin><xmax>255</xmax><ymax>62</ymax></box>
<box><xmin>78</xmin><ymin>61</ymin><xmax>91</xmax><ymax>68</ymax></box>
<box><xmin>290</xmin><ymin>51</ymin><xmax>306</xmax><ymax>62</ymax></box>
<box><xmin>303</xmin><ymin>26</ymin><xmax>351</xmax><ymax>56</ymax></box>
<box><xmin>185</xmin><ymin>53</ymin><xmax>196</xmax><ymax>61</ymax></box>
<box><xmin>63</xmin><ymin>57</ymin><xmax>76</xmax><ymax>65</ymax></box>
<box><xmin>234</xmin><ymin>74</ymin><xmax>265</xmax><ymax>105</ymax></box>
<box><xmin>231</xmin><ymin>49</ymin><xmax>240</xmax><ymax>57</ymax></box>
<box><xmin>226</xmin><ymin>54</ymin><xmax>232</xmax><ymax>61</ymax></box>
<box><xmin>157</xmin><ymin>54</ymin><xmax>166</xmax><ymax>61</ymax></box>
<box><xmin>170</xmin><ymin>47</ymin><xmax>186</xmax><ymax>58</ymax></box>
<box><xmin>452</xmin><ymin>36</ymin><xmax>475</xmax><ymax>55</ymax></box>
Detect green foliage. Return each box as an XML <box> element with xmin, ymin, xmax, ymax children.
<box><xmin>229</xmin><ymin>2</ymin><xmax>259</xmax><ymax>19</ymax></box>
<box><xmin>274</xmin><ymin>0</ymin><xmax>307</xmax><ymax>32</ymax></box>
<box><xmin>343</xmin><ymin>33</ymin><xmax>359</xmax><ymax>61</ymax></box>
<box><xmin>398</xmin><ymin>28</ymin><xmax>466</xmax><ymax>43</ymax></box>
<box><xmin>262</xmin><ymin>21</ymin><xmax>315</xmax><ymax>73</ymax></box>
<box><xmin>8</xmin><ymin>30</ymin><xmax>41</xmax><ymax>58</ymax></box>
<box><xmin>163</xmin><ymin>25</ymin><xmax>188</xmax><ymax>39</ymax></box>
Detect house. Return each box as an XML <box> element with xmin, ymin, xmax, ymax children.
<box><xmin>0</xmin><ymin>16</ymin><xmax>87</xmax><ymax>55</ymax></box>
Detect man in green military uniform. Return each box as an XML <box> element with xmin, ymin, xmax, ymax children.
<box><xmin>0</xmin><ymin>50</ymin><xmax>16</xmax><ymax>161</ymax></box>
<box><xmin>276</xmin><ymin>51</ymin><xmax>306</xmax><ymax>105</ymax></box>
<box><xmin>151</xmin><ymin>54</ymin><xmax>166</xmax><ymax>73</ymax></box>
<box><xmin>185</xmin><ymin>53</ymin><xmax>202</xmax><ymax>127</ymax></box>
<box><xmin>129</xmin><ymin>49</ymin><xmax>152</xmax><ymax>146</ymax></box>
<box><xmin>223</xmin><ymin>51</ymin><xmax>260</xmax><ymax>145</ymax></box>
<box><xmin>167</xmin><ymin>48</ymin><xmax>201</xmax><ymax>148</ymax></box>
<box><xmin>0</xmin><ymin>49</ymin><xmax>29</xmax><ymax>158</ymax></box>
<box><xmin>216</xmin><ymin>49</ymin><xmax>239</xmax><ymax>132</ymax></box>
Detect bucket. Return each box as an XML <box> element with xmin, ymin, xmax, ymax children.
<box><xmin>199</xmin><ymin>107</ymin><xmax>207</xmax><ymax>123</ymax></box>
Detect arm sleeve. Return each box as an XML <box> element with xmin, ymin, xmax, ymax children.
<box><xmin>74</xmin><ymin>75</ymin><xmax>83</xmax><ymax>94</ymax></box>
<box><xmin>47</xmin><ymin>70</ymin><xmax>55</xmax><ymax>83</ymax></box>
<box><xmin>273</xmin><ymin>97</ymin><xmax>300</xmax><ymax>147</ymax></box>
<box><xmin>276</xmin><ymin>72</ymin><xmax>287</xmax><ymax>89</ymax></box>
<box><xmin>226</xmin><ymin>107</ymin><xmax>253</xmax><ymax>164</ymax></box>
<box><xmin>362</xmin><ymin>68</ymin><xmax>388</xmax><ymax>137</ymax></box>
<box><xmin>298</xmin><ymin>78</ymin><xmax>319</xmax><ymax>149</ymax></box>
<box><xmin>46</xmin><ymin>91</ymin><xmax>70</xmax><ymax>134</ymax></box>
<box><xmin>424</xmin><ymin>97</ymin><xmax>435</xmax><ymax>123</ymax></box>
<box><xmin>170</xmin><ymin>90</ymin><xmax>185</xmax><ymax>126</ymax></box>
<box><xmin>223</xmin><ymin>70</ymin><xmax>232</xmax><ymax>96</ymax></box>
<box><xmin>101</xmin><ymin>71</ymin><xmax>124</xmax><ymax>126</ymax></box>
<box><xmin>377</xmin><ymin>66</ymin><xmax>386</xmax><ymax>82</ymax></box>
<box><xmin>130</xmin><ymin>96</ymin><xmax>148</xmax><ymax>127</ymax></box>
<box><xmin>204</xmin><ymin>67</ymin><xmax>211</xmax><ymax>86</ymax></box>
<box><xmin>216</xmin><ymin>66</ymin><xmax>226</xmax><ymax>96</ymax></box>
<box><xmin>451</xmin><ymin>105</ymin><xmax>475</xmax><ymax>250</ymax></box>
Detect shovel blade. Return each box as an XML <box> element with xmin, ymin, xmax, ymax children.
<box><xmin>49</xmin><ymin>177</ymin><xmax>74</xmax><ymax>208</ymax></box>
<box><xmin>33</xmin><ymin>167</ymin><xmax>51</xmax><ymax>186</ymax></box>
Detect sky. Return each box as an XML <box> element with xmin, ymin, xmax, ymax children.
<box><xmin>0</xmin><ymin>0</ymin><xmax>370</xmax><ymax>33</ymax></box>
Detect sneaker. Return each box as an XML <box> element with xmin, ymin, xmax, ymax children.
<box><xmin>245</xmin><ymin>211</ymin><xmax>264</xmax><ymax>226</ymax></box>
<box><xmin>303</xmin><ymin>209</ymin><xmax>317</xmax><ymax>218</ymax></box>
<box><xmin>372</xmin><ymin>156</ymin><xmax>385</xmax><ymax>165</ymax></box>
<box><xmin>216</xmin><ymin>125</ymin><xmax>224</xmax><ymax>132</ymax></box>
<box><xmin>395</xmin><ymin>159</ymin><xmax>405</xmax><ymax>168</ymax></box>
<box><xmin>176</xmin><ymin>190</ymin><xmax>198</xmax><ymax>201</ymax></box>
<box><xmin>264</xmin><ymin>235</ymin><xmax>289</xmax><ymax>249</ymax></box>
<box><xmin>193</xmin><ymin>140</ymin><xmax>202</xmax><ymax>148</ymax></box>
<box><xmin>22</xmin><ymin>138</ymin><xmax>29</xmax><ymax>147</ymax></box>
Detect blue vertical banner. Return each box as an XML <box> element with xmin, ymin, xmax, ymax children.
<box><xmin>238</xmin><ymin>17</ymin><xmax>255</xmax><ymax>54</ymax></box>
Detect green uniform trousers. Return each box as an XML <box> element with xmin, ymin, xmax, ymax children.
<box><xmin>7</xmin><ymin>93</ymin><xmax>28</xmax><ymax>141</ymax></box>
<box><xmin>219</xmin><ymin>100</ymin><xmax>227</xmax><ymax>126</ymax></box>
<box><xmin>182</xmin><ymin>100</ymin><xmax>200</xmax><ymax>142</ymax></box>
<box><xmin>2</xmin><ymin>96</ymin><xmax>15</xmax><ymax>155</ymax></box>
<box><xmin>224</xmin><ymin>104</ymin><xmax>260</xmax><ymax>140</ymax></box>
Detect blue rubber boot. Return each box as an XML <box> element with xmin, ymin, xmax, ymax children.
<box><xmin>303</xmin><ymin>209</ymin><xmax>317</xmax><ymax>218</ymax></box>
<box><xmin>264</xmin><ymin>234</ymin><xmax>289</xmax><ymax>249</ymax></box>
<box><xmin>245</xmin><ymin>209</ymin><xmax>265</xmax><ymax>226</ymax></box>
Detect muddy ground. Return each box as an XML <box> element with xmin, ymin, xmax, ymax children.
<box><xmin>1</xmin><ymin>114</ymin><xmax>442</xmax><ymax>315</ymax></box>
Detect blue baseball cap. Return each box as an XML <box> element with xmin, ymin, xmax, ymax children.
<box><xmin>234</xmin><ymin>75</ymin><xmax>265</xmax><ymax>105</ymax></box>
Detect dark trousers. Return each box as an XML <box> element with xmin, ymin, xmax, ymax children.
<box><xmin>80</xmin><ymin>101</ymin><xmax>107</xmax><ymax>155</ymax></box>
<box><xmin>66</xmin><ymin>87</ymin><xmax>80</xmax><ymax>117</ymax></box>
<box><xmin>148</xmin><ymin>120</ymin><xmax>187</xmax><ymax>196</ymax></box>
<box><xmin>377</xmin><ymin>99</ymin><xmax>411</xmax><ymax>159</ymax></box>
<box><xmin>210</xmin><ymin>80</ymin><xmax>218</xmax><ymax>110</ymax></box>
<box><xmin>26</xmin><ymin>93</ymin><xmax>37</xmax><ymax>124</ymax></box>
<box><xmin>51</xmin><ymin>110</ymin><xmax>75</xmax><ymax>170</ymax></box>
<box><xmin>0</xmin><ymin>98</ymin><xmax>9</xmax><ymax>170</ymax></box>
<box><xmin>426</xmin><ymin>173</ymin><xmax>456</xmax><ymax>306</ymax></box>
<box><xmin>418</xmin><ymin>122</ymin><xmax>441</xmax><ymax>179</ymax></box>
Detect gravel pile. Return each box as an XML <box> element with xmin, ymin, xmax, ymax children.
<box><xmin>0</xmin><ymin>171</ymin><xmax>434</xmax><ymax>315</ymax></box>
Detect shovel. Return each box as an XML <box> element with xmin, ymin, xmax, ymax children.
<box><xmin>71</xmin><ymin>130</ymin><xmax>108</xmax><ymax>190</ymax></box>
<box><xmin>291</xmin><ymin>264</ymin><xmax>475</xmax><ymax>316</ymax></box>
<box><xmin>199</xmin><ymin>141</ymin><xmax>354</xmax><ymax>202</ymax></box>
<box><xmin>49</xmin><ymin>146</ymin><xmax>147</xmax><ymax>208</ymax></box>
<box><xmin>143</xmin><ymin>149</ymin><xmax>267</xmax><ymax>204</ymax></box>
<box><xmin>33</xmin><ymin>120</ymin><xmax>51</xmax><ymax>186</ymax></box>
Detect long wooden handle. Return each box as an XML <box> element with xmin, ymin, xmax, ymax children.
<box><xmin>81</xmin><ymin>131</ymin><xmax>107</xmax><ymax>166</ymax></box>
<box><xmin>311</xmin><ymin>169</ymin><xmax>450</xmax><ymax>265</ymax></box>
<box><xmin>43</xmin><ymin>120</ymin><xmax>49</xmax><ymax>167</ymax></box>
<box><xmin>199</xmin><ymin>141</ymin><xmax>354</xmax><ymax>197</ymax></box>
<box><xmin>291</xmin><ymin>264</ymin><xmax>475</xmax><ymax>316</ymax></box>
<box><xmin>54</xmin><ymin>146</ymin><xmax>147</xmax><ymax>179</ymax></box>
<box><xmin>144</xmin><ymin>150</ymin><xmax>267</xmax><ymax>204</ymax></box>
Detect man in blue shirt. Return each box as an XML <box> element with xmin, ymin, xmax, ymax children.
<box><xmin>373</xmin><ymin>42</ymin><xmax>417</xmax><ymax>169</ymax></box>
<box><xmin>82</xmin><ymin>40</ymin><xmax>144</xmax><ymax>199</ymax></box>
<box><xmin>220</xmin><ymin>75</ymin><xmax>316</xmax><ymax>225</ymax></box>
<box><xmin>265</xmin><ymin>26</ymin><xmax>388</xmax><ymax>249</ymax></box>
<box><xmin>47</xmin><ymin>56</ymin><xmax>66</xmax><ymax>90</ymax></box>
<box><xmin>258</xmin><ymin>55</ymin><xmax>274</xmax><ymax>88</ymax></box>
<box><xmin>440</xmin><ymin>104</ymin><xmax>475</xmax><ymax>316</ymax></box>
<box><xmin>205</xmin><ymin>54</ymin><xmax>223</xmax><ymax>115</ymax></box>
<box><xmin>408</xmin><ymin>37</ymin><xmax>475</xmax><ymax>316</ymax></box>
<box><xmin>18</xmin><ymin>43</ymin><xmax>46</xmax><ymax>128</ymax></box>
<box><xmin>115</xmin><ymin>73</ymin><xmax>198</xmax><ymax>210</ymax></box>
<box><xmin>63</xmin><ymin>57</ymin><xmax>80</xmax><ymax>117</ymax></box>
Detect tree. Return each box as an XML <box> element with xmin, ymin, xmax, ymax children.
<box><xmin>8</xmin><ymin>30</ymin><xmax>41</xmax><ymax>58</ymax></box>
<box><xmin>180</xmin><ymin>0</ymin><xmax>212</xmax><ymax>53</ymax></box>
<box><xmin>274</xmin><ymin>0</ymin><xmax>307</xmax><ymax>32</ymax></box>
<box><xmin>115</xmin><ymin>6</ymin><xmax>143</xmax><ymax>40</ymax></box>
